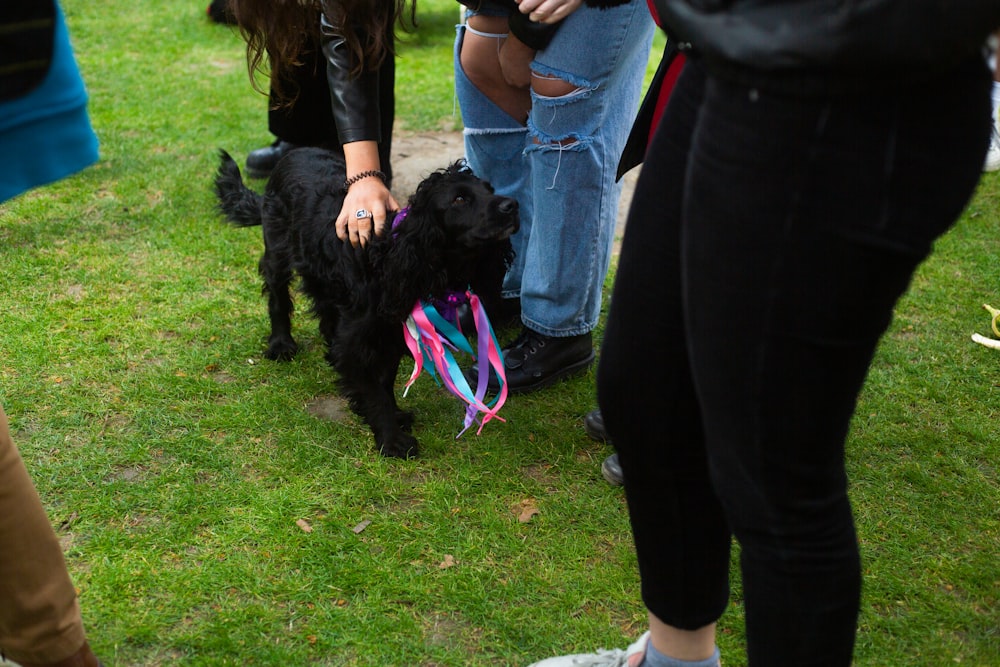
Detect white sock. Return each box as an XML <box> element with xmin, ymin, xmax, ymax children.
<box><xmin>640</xmin><ymin>640</ymin><xmax>721</xmax><ymax>667</ymax></box>
<box><xmin>991</xmin><ymin>80</ymin><xmax>1000</xmax><ymax>124</ymax></box>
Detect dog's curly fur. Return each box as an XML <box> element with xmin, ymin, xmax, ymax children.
<box><xmin>214</xmin><ymin>147</ymin><xmax>518</xmax><ymax>458</ymax></box>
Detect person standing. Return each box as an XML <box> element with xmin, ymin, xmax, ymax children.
<box><xmin>457</xmin><ymin>0</ymin><xmax>655</xmax><ymax>393</ymax></box>
<box><xmin>1</xmin><ymin>2</ymin><xmax>104</xmax><ymax>664</ymax></box>
<box><xmin>527</xmin><ymin>0</ymin><xmax>1000</xmax><ymax>665</ymax></box>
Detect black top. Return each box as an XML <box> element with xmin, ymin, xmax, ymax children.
<box><xmin>654</xmin><ymin>0</ymin><xmax>1000</xmax><ymax>94</ymax></box>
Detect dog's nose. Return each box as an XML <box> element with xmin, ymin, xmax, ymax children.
<box><xmin>498</xmin><ymin>197</ymin><xmax>518</xmax><ymax>215</ymax></box>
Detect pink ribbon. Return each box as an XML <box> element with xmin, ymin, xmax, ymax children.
<box><xmin>402</xmin><ymin>291</ymin><xmax>507</xmax><ymax>437</ymax></box>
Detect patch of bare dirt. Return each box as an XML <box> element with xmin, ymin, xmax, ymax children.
<box><xmin>305</xmin><ymin>394</ymin><xmax>353</xmax><ymax>423</ymax></box>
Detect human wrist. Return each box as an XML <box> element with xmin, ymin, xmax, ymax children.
<box><xmin>342</xmin><ymin>169</ymin><xmax>386</xmax><ymax>193</ymax></box>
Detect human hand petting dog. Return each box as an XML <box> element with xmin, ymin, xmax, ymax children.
<box><xmin>516</xmin><ymin>0</ymin><xmax>583</xmax><ymax>24</ymax></box>
<box><xmin>338</xmin><ymin>178</ymin><xmax>398</xmax><ymax>247</ymax></box>
<box><xmin>337</xmin><ymin>140</ymin><xmax>399</xmax><ymax>247</ymax></box>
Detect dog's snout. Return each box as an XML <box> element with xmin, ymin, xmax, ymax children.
<box><xmin>492</xmin><ymin>196</ymin><xmax>520</xmax><ymax>238</ymax></box>
<box><xmin>498</xmin><ymin>197</ymin><xmax>518</xmax><ymax>215</ymax></box>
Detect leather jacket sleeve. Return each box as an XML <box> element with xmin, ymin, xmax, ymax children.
<box><xmin>319</xmin><ymin>11</ymin><xmax>383</xmax><ymax>145</ymax></box>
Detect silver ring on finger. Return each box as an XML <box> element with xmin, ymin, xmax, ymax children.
<box><xmin>355</xmin><ymin>208</ymin><xmax>372</xmax><ymax>219</ymax></box>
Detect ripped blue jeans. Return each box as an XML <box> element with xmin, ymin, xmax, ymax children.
<box><xmin>455</xmin><ymin>0</ymin><xmax>654</xmax><ymax>336</ymax></box>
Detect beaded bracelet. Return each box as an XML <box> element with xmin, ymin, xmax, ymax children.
<box><xmin>342</xmin><ymin>169</ymin><xmax>386</xmax><ymax>193</ymax></box>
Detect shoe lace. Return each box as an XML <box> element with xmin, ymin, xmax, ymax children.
<box><xmin>515</xmin><ymin>329</ymin><xmax>547</xmax><ymax>355</ymax></box>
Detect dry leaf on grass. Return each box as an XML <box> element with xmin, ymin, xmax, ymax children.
<box><xmin>295</xmin><ymin>518</ymin><xmax>313</xmax><ymax>533</ymax></box>
<box><xmin>353</xmin><ymin>520</ymin><xmax>372</xmax><ymax>534</ymax></box>
<box><xmin>439</xmin><ymin>554</ymin><xmax>457</xmax><ymax>569</ymax></box>
<box><xmin>516</xmin><ymin>498</ymin><xmax>540</xmax><ymax>523</ymax></box>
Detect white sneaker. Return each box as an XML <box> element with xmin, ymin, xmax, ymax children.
<box><xmin>984</xmin><ymin>122</ymin><xmax>1000</xmax><ymax>172</ymax></box>
<box><xmin>526</xmin><ymin>632</ymin><xmax>650</xmax><ymax>667</ymax></box>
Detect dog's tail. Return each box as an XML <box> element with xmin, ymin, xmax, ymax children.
<box><xmin>214</xmin><ymin>149</ymin><xmax>263</xmax><ymax>228</ymax></box>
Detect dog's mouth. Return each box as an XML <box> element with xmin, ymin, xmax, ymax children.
<box><xmin>489</xmin><ymin>196</ymin><xmax>520</xmax><ymax>241</ymax></box>
<box><xmin>495</xmin><ymin>220</ymin><xmax>519</xmax><ymax>240</ymax></box>
<box><xmin>470</xmin><ymin>217</ymin><xmax>519</xmax><ymax>244</ymax></box>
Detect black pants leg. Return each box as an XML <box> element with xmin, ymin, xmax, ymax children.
<box><xmin>600</xmin><ymin>56</ymin><xmax>991</xmax><ymax>665</ymax></box>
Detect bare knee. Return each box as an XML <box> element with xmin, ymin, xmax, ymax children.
<box><xmin>529</xmin><ymin>72</ymin><xmax>587</xmax><ymax>146</ymax></box>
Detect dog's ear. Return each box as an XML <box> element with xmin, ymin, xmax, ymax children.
<box><xmin>375</xmin><ymin>206</ymin><xmax>448</xmax><ymax>321</ymax></box>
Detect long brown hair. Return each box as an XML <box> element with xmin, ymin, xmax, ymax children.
<box><xmin>230</xmin><ymin>0</ymin><xmax>414</xmax><ymax>101</ymax></box>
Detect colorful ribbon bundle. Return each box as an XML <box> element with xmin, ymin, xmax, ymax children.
<box><xmin>402</xmin><ymin>291</ymin><xmax>507</xmax><ymax>437</ymax></box>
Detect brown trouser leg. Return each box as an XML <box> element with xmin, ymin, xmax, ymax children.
<box><xmin>0</xmin><ymin>405</ymin><xmax>86</xmax><ymax>665</ymax></box>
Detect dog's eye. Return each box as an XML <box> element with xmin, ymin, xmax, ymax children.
<box><xmin>452</xmin><ymin>195</ymin><xmax>467</xmax><ymax>205</ymax></box>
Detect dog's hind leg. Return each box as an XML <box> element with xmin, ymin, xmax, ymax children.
<box><xmin>260</xmin><ymin>252</ymin><xmax>298</xmax><ymax>361</ymax></box>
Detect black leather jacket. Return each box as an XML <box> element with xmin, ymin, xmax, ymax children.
<box><xmin>653</xmin><ymin>0</ymin><xmax>1000</xmax><ymax>93</ymax></box>
<box><xmin>320</xmin><ymin>0</ymin><xmax>633</xmax><ymax>147</ymax></box>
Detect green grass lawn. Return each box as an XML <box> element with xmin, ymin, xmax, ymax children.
<box><xmin>1</xmin><ymin>1</ymin><xmax>998</xmax><ymax>665</ymax></box>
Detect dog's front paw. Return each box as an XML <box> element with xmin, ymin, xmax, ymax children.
<box><xmin>378</xmin><ymin>432</ymin><xmax>419</xmax><ymax>459</ymax></box>
<box><xmin>395</xmin><ymin>409</ymin><xmax>415</xmax><ymax>433</ymax></box>
<box><xmin>264</xmin><ymin>337</ymin><xmax>298</xmax><ymax>361</ymax></box>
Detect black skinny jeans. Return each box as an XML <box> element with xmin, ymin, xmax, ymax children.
<box><xmin>599</xmin><ymin>57</ymin><xmax>991</xmax><ymax>665</ymax></box>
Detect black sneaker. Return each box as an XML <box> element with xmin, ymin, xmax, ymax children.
<box><xmin>601</xmin><ymin>453</ymin><xmax>624</xmax><ymax>486</ymax></box>
<box><xmin>583</xmin><ymin>408</ymin><xmax>609</xmax><ymax>443</ymax></box>
<box><xmin>473</xmin><ymin>328</ymin><xmax>594</xmax><ymax>394</ymax></box>
<box><xmin>246</xmin><ymin>140</ymin><xmax>298</xmax><ymax>179</ymax></box>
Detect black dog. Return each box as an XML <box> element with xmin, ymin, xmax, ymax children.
<box><xmin>214</xmin><ymin>147</ymin><xmax>518</xmax><ymax>458</ymax></box>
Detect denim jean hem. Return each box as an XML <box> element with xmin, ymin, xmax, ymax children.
<box><xmin>522</xmin><ymin>319</ymin><xmax>593</xmax><ymax>338</ymax></box>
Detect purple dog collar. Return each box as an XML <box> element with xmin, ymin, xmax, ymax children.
<box><xmin>391</xmin><ymin>207</ymin><xmax>410</xmax><ymax>231</ymax></box>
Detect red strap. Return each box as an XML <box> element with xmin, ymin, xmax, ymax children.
<box><xmin>648</xmin><ymin>52</ymin><xmax>686</xmax><ymax>149</ymax></box>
